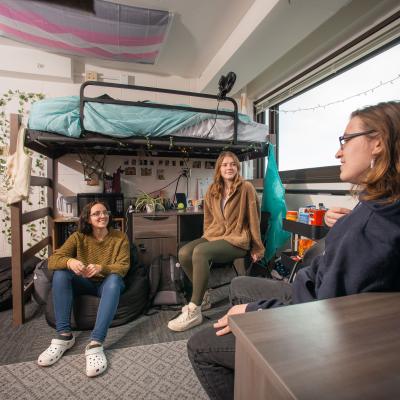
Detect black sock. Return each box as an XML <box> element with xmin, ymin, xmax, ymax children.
<box><xmin>58</xmin><ymin>333</ymin><xmax>73</xmax><ymax>341</ymax></box>
<box><xmin>87</xmin><ymin>343</ymin><xmax>102</xmax><ymax>349</ymax></box>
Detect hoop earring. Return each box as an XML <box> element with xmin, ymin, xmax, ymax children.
<box><xmin>370</xmin><ymin>158</ymin><xmax>375</xmax><ymax>169</ymax></box>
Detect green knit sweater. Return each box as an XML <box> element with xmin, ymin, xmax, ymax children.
<box><xmin>48</xmin><ymin>228</ymin><xmax>130</xmax><ymax>279</ymax></box>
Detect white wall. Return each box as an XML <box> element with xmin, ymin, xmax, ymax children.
<box><xmin>55</xmin><ymin>154</ymin><xmax>215</xmax><ymax>218</ymax></box>
<box><xmin>0</xmin><ymin>45</ymin><xmax>221</xmax><ymax>255</ymax></box>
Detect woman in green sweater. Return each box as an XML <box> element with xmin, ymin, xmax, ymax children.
<box><xmin>37</xmin><ymin>201</ymin><xmax>130</xmax><ymax>377</ymax></box>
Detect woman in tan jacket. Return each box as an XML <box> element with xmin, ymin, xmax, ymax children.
<box><xmin>168</xmin><ymin>151</ymin><xmax>265</xmax><ymax>332</ymax></box>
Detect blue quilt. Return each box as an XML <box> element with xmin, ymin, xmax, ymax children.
<box><xmin>28</xmin><ymin>96</ymin><xmax>251</xmax><ymax>138</ymax></box>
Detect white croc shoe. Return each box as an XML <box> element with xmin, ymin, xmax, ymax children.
<box><xmin>168</xmin><ymin>302</ymin><xmax>202</xmax><ymax>332</ymax></box>
<box><xmin>37</xmin><ymin>336</ymin><xmax>75</xmax><ymax>367</ymax></box>
<box><xmin>85</xmin><ymin>345</ymin><xmax>107</xmax><ymax>377</ymax></box>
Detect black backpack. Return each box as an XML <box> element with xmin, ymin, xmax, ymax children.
<box><xmin>33</xmin><ymin>259</ymin><xmax>53</xmax><ymax>305</ymax></box>
<box><xmin>148</xmin><ymin>254</ymin><xmax>186</xmax><ymax>308</ymax></box>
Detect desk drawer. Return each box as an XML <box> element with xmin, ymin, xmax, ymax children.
<box><xmin>135</xmin><ymin>237</ymin><xmax>177</xmax><ymax>266</ymax></box>
<box><xmin>133</xmin><ymin>214</ymin><xmax>177</xmax><ymax>239</ymax></box>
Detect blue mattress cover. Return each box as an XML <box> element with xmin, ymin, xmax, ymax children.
<box><xmin>28</xmin><ymin>96</ymin><xmax>251</xmax><ymax>138</ymax></box>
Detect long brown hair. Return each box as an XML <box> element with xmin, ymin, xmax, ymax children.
<box><xmin>209</xmin><ymin>151</ymin><xmax>243</xmax><ymax>198</ymax></box>
<box><xmin>78</xmin><ymin>201</ymin><xmax>113</xmax><ymax>234</ymax></box>
<box><xmin>351</xmin><ymin>101</ymin><xmax>400</xmax><ymax>203</ymax></box>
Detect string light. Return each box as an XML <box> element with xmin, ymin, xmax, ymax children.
<box><xmin>268</xmin><ymin>73</ymin><xmax>400</xmax><ymax>114</ymax></box>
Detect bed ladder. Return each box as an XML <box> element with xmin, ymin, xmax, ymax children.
<box><xmin>9</xmin><ymin>113</ymin><xmax>54</xmax><ymax>326</ymax></box>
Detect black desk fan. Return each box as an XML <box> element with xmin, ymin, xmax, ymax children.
<box><xmin>218</xmin><ymin>72</ymin><xmax>237</xmax><ymax>100</ymax></box>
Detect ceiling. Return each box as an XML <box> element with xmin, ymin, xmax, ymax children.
<box><xmin>1</xmin><ymin>0</ymin><xmax>400</xmax><ymax>98</ymax></box>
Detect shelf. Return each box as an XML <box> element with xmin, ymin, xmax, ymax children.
<box><xmin>53</xmin><ymin>217</ymin><xmax>125</xmax><ymax>249</ymax></box>
<box><xmin>282</xmin><ymin>219</ymin><xmax>329</xmax><ymax>240</ymax></box>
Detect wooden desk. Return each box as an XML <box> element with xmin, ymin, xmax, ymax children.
<box><xmin>230</xmin><ymin>293</ymin><xmax>400</xmax><ymax>400</ymax></box>
<box><xmin>132</xmin><ymin>210</ymin><xmax>204</xmax><ymax>266</ymax></box>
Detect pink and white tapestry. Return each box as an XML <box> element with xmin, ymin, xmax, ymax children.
<box><xmin>0</xmin><ymin>0</ymin><xmax>172</xmax><ymax>64</ymax></box>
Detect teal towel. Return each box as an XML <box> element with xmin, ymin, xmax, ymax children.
<box><xmin>261</xmin><ymin>144</ymin><xmax>290</xmax><ymax>261</ymax></box>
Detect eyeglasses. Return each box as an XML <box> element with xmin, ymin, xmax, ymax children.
<box><xmin>90</xmin><ymin>210</ymin><xmax>111</xmax><ymax>218</ymax></box>
<box><xmin>339</xmin><ymin>129</ymin><xmax>376</xmax><ymax>149</ymax></box>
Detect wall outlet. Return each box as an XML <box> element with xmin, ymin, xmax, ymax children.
<box><xmin>85</xmin><ymin>71</ymin><xmax>98</xmax><ymax>81</ymax></box>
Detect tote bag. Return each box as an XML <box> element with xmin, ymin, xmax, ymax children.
<box><xmin>0</xmin><ymin>126</ymin><xmax>32</xmax><ymax>205</ymax></box>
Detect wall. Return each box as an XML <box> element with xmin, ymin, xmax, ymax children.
<box><xmin>55</xmin><ymin>154</ymin><xmax>215</xmax><ymax>218</ymax></box>
<box><xmin>0</xmin><ymin>45</ymin><xmax>221</xmax><ymax>255</ymax></box>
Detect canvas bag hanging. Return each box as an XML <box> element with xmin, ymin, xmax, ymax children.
<box><xmin>0</xmin><ymin>125</ymin><xmax>32</xmax><ymax>205</ymax></box>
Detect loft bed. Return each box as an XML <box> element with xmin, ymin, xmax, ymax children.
<box><xmin>25</xmin><ymin>81</ymin><xmax>269</xmax><ymax>160</ymax></box>
<box><xmin>10</xmin><ymin>81</ymin><xmax>269</xmax><ymax>325</ymax></box>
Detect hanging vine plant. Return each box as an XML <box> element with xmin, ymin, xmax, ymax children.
<box><xmin>0</xmin><ymin>89</ymin><xmax>46</xmax><ymax>255</ymax></box>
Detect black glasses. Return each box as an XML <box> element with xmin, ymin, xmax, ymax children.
<box><xmin>90</xmin><ymin>210</ymin><xmax>111</xmax><ymax>217</ymax></box>
<box><xmin>339</xmin><ymin>129</ymin><xmax>376</xmax><ymax>149</ymax></box>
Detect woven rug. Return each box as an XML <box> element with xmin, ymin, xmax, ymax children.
<box><xmin>0</xmin><ymin>340</ymin><xmax>208</xmax><ymax>400</ymax></box>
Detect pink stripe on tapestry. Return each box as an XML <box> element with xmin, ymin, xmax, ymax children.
<box><xmin>0</xmin><ymin>3</ymin><xmax>164</xmax><ymax>46</ymax></box>
<box><xmin>0</xmin><ymin>23</ymin><xmax>158</xmax><ymax>61</ymax></box>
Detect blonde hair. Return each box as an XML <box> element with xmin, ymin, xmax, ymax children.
<box><xmin>350</xmin><ymin>101</ymin><xmax>400</xmax><ymax>203</ymax></box>
<box><xmin>209</xmin><ymin>151</ymin><xmax>243</xmax><ymax>198</ymax></box>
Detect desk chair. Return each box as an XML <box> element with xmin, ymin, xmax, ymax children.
<box><xmin>209</xmin><ymin>211</ymin><xmax>270</xmax><ymax>290</ymax></box>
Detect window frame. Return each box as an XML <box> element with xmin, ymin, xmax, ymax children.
<box><xmin>254</xmin><ymin>12</ymin><xmax>400</xmax><ymax>183</ymax></box>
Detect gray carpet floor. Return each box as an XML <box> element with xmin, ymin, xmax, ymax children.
<box><xmin>0</xmin><ymin>340</ymin><xmax>208</xmax><ymax>400</ymax></box>
<box><xmin>0</xmin><ymin>283</ymin><xmax>231</xmax><ymax>366</ymax></box>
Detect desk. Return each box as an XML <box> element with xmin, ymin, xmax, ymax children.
<box><xmin>132</xmin><ymin>210</ymin><xmax>204</xmax><ymax>266</ymax></box>
<box><xmin>230</xmin><ymin>293</ymin><xmax>400</xmax><ymax>400</ymax></box>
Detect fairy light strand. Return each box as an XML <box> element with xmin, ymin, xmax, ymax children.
<box><xmin>265</xmin><ymin>73</ymin><xmax>400</xmax><ymax>114</ymax></box>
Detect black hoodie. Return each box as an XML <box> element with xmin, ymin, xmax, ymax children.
<box><xmin>247</xmin><ymin>199</ymin><xmax>400</xmax><ymax>311</ymax></box>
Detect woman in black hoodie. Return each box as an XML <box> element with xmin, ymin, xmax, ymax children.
<box><xmin>187</xmin><ymin>101</ymin><xmax>400</xmax><ymax>400</ymax></box>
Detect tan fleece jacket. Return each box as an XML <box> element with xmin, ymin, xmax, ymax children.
<box><xmin>202</xmin><ymin>180</ymin><xmax>265</xmax><ymax>258</ymax></box>
<box><xmin>48</xmin><ymin>228</ymin><xmax>130</xmax><ymax>279</ymax></box>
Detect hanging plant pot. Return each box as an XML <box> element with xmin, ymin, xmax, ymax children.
<box><xmin>145</xmin><ymin>204</ymin><xmax>155</xmax><ymax>213</ymax></box>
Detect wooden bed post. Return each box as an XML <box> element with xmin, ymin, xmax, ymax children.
<box><xmin>9</xmin><ymin>114</ymin><xmax>25</xmax><ymax>326</ymax></box>
<box><xmin>47</xmin><ymin>148</ymin><xmax>54</xmax><ymax>257</ymax></box>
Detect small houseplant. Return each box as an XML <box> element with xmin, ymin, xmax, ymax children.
<box><xmin>135</xmin><ymin>191</ymin><xmax>165</xmax><ymax>213</ymax></box>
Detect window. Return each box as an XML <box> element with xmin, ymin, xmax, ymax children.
<box><xmin>277</xmin><ymin>41</ymin><xmax>400</xmax><ymax>172</ymax></box>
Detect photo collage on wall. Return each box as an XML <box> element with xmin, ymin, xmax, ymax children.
<box><xmin>121</xmin><ymin>158</ymin><xmax>214</xmax><ymax>179</ymax></box>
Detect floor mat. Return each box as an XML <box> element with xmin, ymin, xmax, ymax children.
<box><xmin>0</xmin><ymin>340</ymin><xmax>208</xmax><ymax>400</ymax></box>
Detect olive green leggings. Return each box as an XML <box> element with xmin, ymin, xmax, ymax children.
<box><xmin>178</xmin><ymin>238</ymin><xmax>247</xmax><ymax>306</ymax></box>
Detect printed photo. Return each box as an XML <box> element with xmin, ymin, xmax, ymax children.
<box><xmin>141</xmin><ymin>167</ymin><xmax>152</xmax><ymax>176</ymax></box>
<box><xmin>125</xmin><ymin>166</ymin><xmax>136</xmax><ymax>176</ymax></box>
<box><xmin>205</xmin><ymin>161</ymin><xmax>215</xmax><ymax>169</ymax></box>
<box><xmin>157</xmin><ymin>169</ymin><xmax>165</xmax><ymax>180</ymax></box>
<box><xmin>192</xmin><ymin>160</ymin><xmax>201</xmax><ymax>168</ymax></box>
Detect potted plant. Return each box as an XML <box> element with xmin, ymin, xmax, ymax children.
<box><xmin>134</xmin><ymin>191</ymin><xmax>165</xmax><ymax>213</ymax></box>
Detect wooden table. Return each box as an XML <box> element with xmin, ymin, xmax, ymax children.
<box><xmin>230</xmin><ymin>292</ymin><xmax>400</xmax><ymax>400</ymax></box>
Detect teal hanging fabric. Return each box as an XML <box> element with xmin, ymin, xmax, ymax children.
<box><xmin>261</xmin><ymin>144</ymin><xmax>290</xmax><ymax>261</ymax></box>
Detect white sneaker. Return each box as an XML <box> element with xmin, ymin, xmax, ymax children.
<box><xmin>168</xmin><ymin>302</ymin><xmax>202</xmax><ymax>332</ymax></box>
<box><xmin>201</xmin><ymin>289</ymin><xmax>212</xmax><ymax>311</ymax></box>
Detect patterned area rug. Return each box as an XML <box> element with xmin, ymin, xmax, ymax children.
<box><xmin>0</xmin><ymin>340</ymin><xmax>208</xmax><ymax>400</ymax></box>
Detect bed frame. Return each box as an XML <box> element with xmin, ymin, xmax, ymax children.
<box><xmin>25</xmin><ymin>81</ymin><xmax>268</xmax><ymax>160</ymax></box>
<box><xmin>10</xmin><ymin>82</ymin><xmax>268</xmax><ymax>325</ymax></box>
